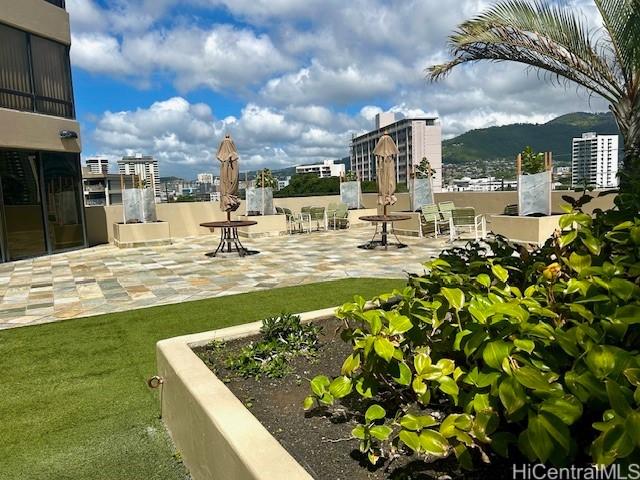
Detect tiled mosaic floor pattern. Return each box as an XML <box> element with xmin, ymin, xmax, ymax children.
<box><xmin>0</xmin><ymin>228</ymin><xmax>449</xmax><ymax>329</ymax></box>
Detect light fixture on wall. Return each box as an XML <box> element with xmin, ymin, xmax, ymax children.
<box><xmin>59</xmin><ymin>130</ymin><xmax>78</xmax><ymax>139</ymax></box>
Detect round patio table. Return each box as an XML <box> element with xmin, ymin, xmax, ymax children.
<box><xmin>200</xmin><ymin>221</ymin><xmax>259</xmax><ymax>257</ymax></box>
<box><xmin>358</xmin><ymin>214</ymin><xmax>411</xmax><ymax>250</ymax></box>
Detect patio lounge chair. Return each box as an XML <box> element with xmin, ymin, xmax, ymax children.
<box><xmin>309</xmin><ymin>206</ymin><xmax>327</xmax><ymax>230</ymax></box>
<box><xmin>300</xmin><ymin>206</ymin><xmax>313</xmax><ymax>233</ymax></box>
<box><xmin>329</xmin><ymin>203</ymin><xmax>349</xmax><ymax>230</ymax></box>
<box><xmin>438</xmin><ymin>201</ymin><xmax>456</xmax><ymax>222</ymax></box>
<box><xmin>420</xmin><ymin>204</ymin><xmax>444</xmax><ymax>238</ymax></box>
<box><xmin>449</xmin><ymin>207</ymin><xmax>486</xmax><ymax>242</ymax></box>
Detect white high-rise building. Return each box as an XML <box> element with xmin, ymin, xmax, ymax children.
<box><xmin>118</xmin><ymin>154</ymin><xmax>161</xmax><ymax>198</ymax></box>
<box><xmin>295</xmin><ymin>159</ymin><xmax>345</xmax><ymax>178</ymax></box>
<box><xmin>350</xmin><ymin>112</ymin><xmax>443</xmax><ymax>190</ymax></box>
<box><xmin>197</xmin><ymin>173</ymin><xmax>214</xmax><ymax>184</ymax></box>
<box><xmin>86</xmin><ymin>157</ymin><xmax>109</xmax><ymax>175</ymax></box>
<box><xmin>571</xmin><ymin>132</ymin><xmax>619</xmax><ymax>188</ymax></box>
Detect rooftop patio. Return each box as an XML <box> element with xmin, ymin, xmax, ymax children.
<box><xmin>0</xmin><ymin>227</ymin><xmax>448</xmax><ymax>329</ymax></box>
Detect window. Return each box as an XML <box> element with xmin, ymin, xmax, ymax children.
<box><xmin>45</xmin><ymin>0</ymin><xmax>66</xmax><ymax>8</ymax></box>
<box><xmin>0</xmin><ymin>23</ymin><xmax>74</xmax><ymax>118</ymax></box>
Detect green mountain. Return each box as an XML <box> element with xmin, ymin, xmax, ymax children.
<box><xmin>443</xmin><ymin>112</ymin><xmax>620</xmax><ymax>166</ymax></box>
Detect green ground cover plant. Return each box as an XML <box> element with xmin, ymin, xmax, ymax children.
<box><xmin>0</xmin><ymin>278</ymin><xmax>403</xmax><ymax>480</ymax></box>
<box><xmin>305</xmin><ymin>194</ymin><xmax>640</xmax><ymax>470</ymax></box>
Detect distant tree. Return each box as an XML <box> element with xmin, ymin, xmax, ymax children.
<box><xmin>428</xmin><ymin>0</ymin><xmax>640</xmax><ymax>196</ymax></box>
<box><xmin>176</xmin><ymin>195</ymin><xmax>196</xmax><ymax>202</ymax></box>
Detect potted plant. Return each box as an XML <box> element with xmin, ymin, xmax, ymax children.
<box><xmin>246</xmin><ymin>169</ymin><xmax>276</xmax><ymax>216</ymax></box>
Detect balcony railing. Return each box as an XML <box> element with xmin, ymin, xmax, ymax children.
<box><xmin>45</xmin><ymin>0</ymin><xmax>65</xmax><ymax>8</ymax></box>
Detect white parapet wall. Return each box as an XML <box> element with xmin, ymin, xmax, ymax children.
<box><xmin>490</xmin><ymin>214</ymin><xmax>562</xmax><ymax>246</ymax></box>
<box><xmin>156</xmin><ymin>308</ymin><xmax>339</xmax><ymax>480</ymax></box>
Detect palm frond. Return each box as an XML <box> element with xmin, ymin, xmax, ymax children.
<box><xmin>428</xmin><ymin>0</ymin><xmax>623</xmax><ymax>103</ymax></box>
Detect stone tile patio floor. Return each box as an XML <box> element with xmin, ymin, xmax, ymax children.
<box><xmin>0</xmin><ymin>228</ymin><xmax>451</xmax><ymax>330</ymax></box>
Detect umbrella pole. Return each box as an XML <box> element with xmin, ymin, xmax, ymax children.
<box><xmin>227</xmin><ymin>211</ymin><xmax>231</xmax><ymax>223</ymax></box>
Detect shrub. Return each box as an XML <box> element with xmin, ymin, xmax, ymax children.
<box><xmin>304</xmin><ymin>197</ymin><xmax>640</xmax><ymax>469</ymax></box>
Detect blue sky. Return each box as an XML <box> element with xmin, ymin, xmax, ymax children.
<box><xmin>68</xmin><ymin>0</ymin><xmax>607</xmax><ymax>179</ymax></box>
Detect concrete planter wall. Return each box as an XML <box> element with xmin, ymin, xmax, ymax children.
<box><xmin>347</xmin><ymin>208</ymin><xmax>378</xmax><ymax>228</ymax></box>
<box><xmin>236</xmin><ymin>214</ymin><xmax>288</xmax><ymax>238</ymax></box>
<box><xmin>156</xmin><ymin>308</ymin><xmax>338</xmax><ymax>480</ymax></box>
<box><xmin>113</xmin><ymin>221</ymin><xmax>171</xmax><ymax>248</ymax></box>
<box><xmin>489</xmin><ymin>214</ymin><xmax>562</xmax><ymax>246</ymax></box>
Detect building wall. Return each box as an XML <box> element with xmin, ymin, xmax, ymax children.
<box><xmin>0</xmin><ymin>108</ymin><xmax>81</xmax><ymax>153</ymax></box>
<box><xmin>572</xmin><ymin>133</ymin><xmax>619</xmax><ymax>188</ymax></box>
<box><xmin>0</xmin><ymin>0</ymin><xmax>70</xmax><ymax>45</ymax></box>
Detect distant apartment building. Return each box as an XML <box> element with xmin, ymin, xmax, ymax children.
<box><xmin>197</xmin><ymin>172</ymin><xmax>214</xmax><ymax>184</ymax></box>
<box><xmin>444</xmin><ymin>177</ymin><xmax>518</xmax><ymax>192</ymax></box>
<box><xmin>0</xmin><ymin>0</ymin><xmax>86</xmax><ymax>262</ymax></box>
<box><xmin>86</xmin><ymin>157</ymin><xmax>109</xmax><ymax>175</ymax></box>
<box><xmin>351</xmin><ymin>113</ymin><xmax>443</xmax><ymax>190</ymax></box>
<box><xmin>571</xmin><ymin>132</ymin><xmax>619</xmax><ymax>188</ymax></box>
<box><xmin>118</xmin><ymin>154</ymin><xmax>161</xmax><ymax>199</ymax></box>
<box><xmin>277</xmin><ymin>176</ymin><xmax>291</xmax><ymax>190</ymax></box>
<box><xmin>82</xmin><ymin>167</ymin><xmax>137</xmax><ymax>206</ymax></box>
<box><xmin>296</xmin><ymin>159</ymin><xmax>345</xmax><ymax>178</ymax></box>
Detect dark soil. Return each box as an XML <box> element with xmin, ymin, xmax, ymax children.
<box><xmin>193</xmin><ymin>318</ymin><xmax>516</xmax><ymax>480</ymax></box>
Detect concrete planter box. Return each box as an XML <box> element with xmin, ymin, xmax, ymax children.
<box><xmin>490</xmin><ymin>214</ymin><xmax>562</xmax><ymax>246</ymax></box>
<box><xmin>237</xmin><ymin>214</ymin><xmax>288</xmax><ymax>238</ymax></box>
<box><xmin>113</xmin><ymin>221</ymin><xmax>171</xmax><ymax>248</ymax></box>
<box><xmin>156</xmin><ymin>308</ymin><xmax>339</xmax><ymax>480</ymax></box>
<box><xmin>347</xmin><ymin>208</ymin><xmax>378</xmax><ymax>228</ymax></box>
<box><xmin>389</xmin><ymin>212</ymin><xmax>422</xmax><ymax>237</ymax></box>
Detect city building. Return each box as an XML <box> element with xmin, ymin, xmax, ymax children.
<box><xmin>118</xmin><ymin>154</ymin><xmax>161</xmax><ymax>199</ymax></box>
<box><xmin>277</xmin><ymin>176</ymin><xmax>291</xmax><ymax>190</ymax></box>
<box><xmin>295</xmin><ymin>159</ymin><xmax>346</xmax><ymax>178</ymax></box>
<box><xmin>0</xmin><ymin>0</ymin><xmax>86</xmax><ymax>262</ymax></box>
<box><xmin>82</xmin><ymin>168</ymin><xmax>137</xmax><ymax>206</ymax></box>
<box><xmin>571</xmin><ymin>132</ymin><xmax>619</xmax><ymax>188</ymax></box>
<box><xmin>351</xmin><ymin>112</ymin><xmax>443</xmax><ymax>190</ymax></box>
<box><xmin>86</xmin><ymin>157</ymin><xmax>109</xmax><ymax>175</ymax></box>
<box><xmin>444</xmin><ymin>177</ymin><xmax>518</xmax><ymax>192</ymax></box>
<box><xmin>197</xmin><ymin>172</ymin><xmax>214</xmax><ymax>184</ymax></box>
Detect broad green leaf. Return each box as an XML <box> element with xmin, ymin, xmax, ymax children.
<box><xmin>414</xmin><ymin>353</ymin><xmax>431</xmax><ymax>375</ymax></box>
<box><xmin>453</xmin><ymin>444</ymin><xmax>473</xmax><ymax>470</ymax></box>
<box><xmin>355</xmin><ymin>377</ymin><xmax>374</xmax><ymax>398</ymax></box>
<box><xmin>361</xmin><ymin>310</ymin><xmax>383</xmax><ymax>334</ymax></box>
<box><xmin>400</xmin><ymin>414</ymin><xmax>437</xmax><ymax>431</ymax></box>
<box><xmin>491</xmin><ymin>264</ymin><xmax>509</xmax><ymax>283</ymax></box>
<box><xmin>513</xmin><ymin>338</ymin><xmax>535</xmax><ymax>354</ymax></box>
<box><xmin>351</xmin><ymin>425</ymin><xmax>366</xmax><ymax>440</ymax></box>
<box><xmin>600</xmin><ymin>425</ymin><xmax>635</xmax><ymax>464</ymax></box>
<box><xmin>310</xmin><ymin>375</ymin><xmax>330</xmax><ymax>396</ymax></box>
<box><xmin>631</xmin><ymin>226</ymin><xmax>640</xmax><ymax>245</ymax></box>
<box><xmin>539</xmin><ymin>412</ymin><xmax>570</xmax><ymax>453</ymax></box>
<box><xmin>513</xmin><ymin>366</ymin><xmax>553</xmax><ymax>391</ymax></box>
<box><xmin>559</xmin><ymin>214</ymin><xmax>574</xmax><ymax>229</ymax></box>
<box><xmin>441</xmin><ymin>287</ymin><xmax>465</xmax><ymax>311</ymax></box>
<box><xmin>454</xmin><ymin>329</ymin><xmax>473</xmax><ymax>349</ymax></box>
<box><xmin>609</xmin><ymin>278</ymin><xmax>637</xmax><ymax>302</ymax></box>
<box><xmin>539</xmin><ymin>395</ymin><xmax>582</xmax><ymax>425</ymax></box>
<box><xmin>606</xmin><ymin>380</ymin><xmax>632</xmax><ymax>416</ymax></box>
<box><xmin>527</xmin><ymin>414</ymin><xmax>553</xmax><ymax>463</ymax></box>
<box><xmin>329</xmin><ymin>376</ymin><xmax>353</xmax><ymax>399</ymax></box>
<box><xmin>559</xmin><ymin>230</ymin><xmax>577</xmax><ymax>248</ymax></box>
<box><xmin>624</xmin><ymin>368</ymin><xmax>640</xmax><ymax>387</ymax></box>
<box><xmin>392</xmin><ymin>361</ymin><xmax>412</xmax><ymax>386</ymax></box>
<box><xmin>498</xmin><ymin>377</ymin><xmax>526</xmax><ymax>415</ymax></box>
<box><xmin>370</xmin><ymin>425</ymin><xmax>393</xmax><ymax>441</ymax></box>
<box><xmin>569</xmin><ymin>303</ymin><xmax>594</xmax><ymax>322</ymax></box>
<box><xmin>477</xmin><ymin>274</ymin><xmax>491</xmax><ymax>288</ymax></box>
<box><xmin>491</xmin><ymin>432</ymin><xmax>516</xmax><ymax>458</ymax></box>
<box><xmin>341</xmin><ymin>353</ymin><xmax>361</xmax><ymax>376</ymax></box>
<box><xmin>436</xmin><ymin>359</ymin><xmax>455</xmax><ymax>376</ymax></box>
<box><xmin>374</xmin><ymin>337</ymin><xmax>395</xmax><ymax>362</ymax></box>
<box><xmin>412</xmin><ymin>376</ymin><xmax>427</xmax><ymax>395</ymax></box>
<box><xmin>437</xmin><ymin>376</ymin><xmax>459</xmax><ymax>396</ymax></box>
<box><xmin>365</xmin><ymin>404</ymin><xmax>386</xmax><ymax>423</ymax></box>
<box><xmin>419</xmin><ymin>429</ymin><xmax>449</xmax><ymax>456</ymax></box>
<box><xmin>580</xmin><ymin>233</ymin><xmax>602</xmax><ymax>255</ymax></box>
<box><xmin>472</xmin><ymin>393</ymin><xmax>491</xmax><ymax>413</ymax></box>
<box><xmin>568</xmin><ymin>252</ymin><xmax>591</xmax><ymax>274</ymax></box>
<box><xmin>319</xmin><ymin>392</ymin><xmax>334</xmax><ymax>405</ymax></box>
<box><xmin>626</xmin><ymin>412</ymin><xmax>640</xmax><ymax>447</ymax></box>
<box><xmin>482</xmin><ymin>340</ymin><xmax>513</xmax><ymax>370</ymax></box>
<box><xmin>585</xmin><ymin>346</ymin><xmax>617</xmax><ymax>379</ymax></box>
<box><xmin>616</xmin><ymin>305</ymin><xmax>640</xmax><ymax>324</ymax></box>
<box><xmin>399</xmin><ymin>430</ymin><xmax>420</xmax><ymax>452</ymax></box>
<box><xmin>387</xmin><ymin>312</ymin><xmax>413</xmax><ymax>334</ymax></box>
<box><xmin>302</xmin><ymin>396</ymin><xmax>314</xmax><ymax>411</ymax></box>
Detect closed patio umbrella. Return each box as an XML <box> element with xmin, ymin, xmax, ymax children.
<box><xmin>373</xmin><ymin>133</ymin><xmax>399</xmax><ymax>214</ymax></box>
<box><xmin>217</xmin><ymin>134</ymin><xmax>241</xmax><ymax>220</ymax></box>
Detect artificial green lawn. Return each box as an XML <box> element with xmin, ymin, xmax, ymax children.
<box><xmin>0</xmin><ymin>277</ymin><xmax>404</xmax><ymax>480</ymax></box>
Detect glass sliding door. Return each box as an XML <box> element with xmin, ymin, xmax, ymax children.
<box><xmin>0</xmin><ymin>151</ymin><xmax>47</xmax><ymax>260</ymax></box>
<box><xmin>41</xmin><ymin>152</ymin><xmax>85</xmax><ymax>252</ymax></box>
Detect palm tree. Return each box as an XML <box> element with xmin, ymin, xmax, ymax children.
<box><xmin>428</xmin><ymin>0</ymin><xmax>640</xmax><ymax>191</ymax></box>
